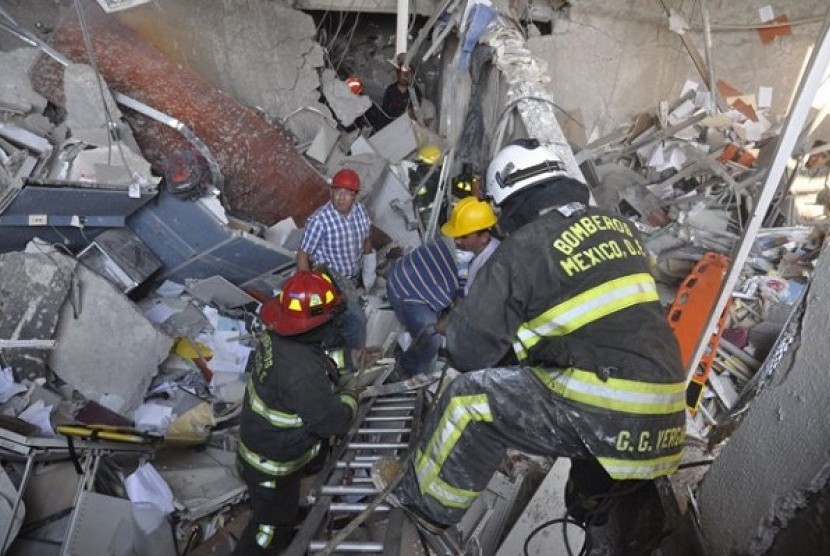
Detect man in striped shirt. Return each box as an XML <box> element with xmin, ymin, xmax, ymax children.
<box><xmin>297</xmin><ymin>169</ymin><xmax>374</xmax><ymax>368</ymax></box>
<box><xmin>386</xmin><ymin>238</ymin><xmax>459</xmax><ymax>378</ymax></box>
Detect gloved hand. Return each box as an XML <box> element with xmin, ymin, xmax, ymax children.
<box><xmin>361</xmin><ymin>250</ymin><xmax>377</xmax><ymax>292</ymax></box>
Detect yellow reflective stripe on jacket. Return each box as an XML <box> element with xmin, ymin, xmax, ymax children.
<box><xmin>532</xmin><ymin>367</ymin><xmax>686</xmax><ymax>415</ymax></box>
<box><xmin>513</xmin><ymin>273</ymin><xmax>659</xmax><ymax>360</ymax></box>
<box><xmin>238</xmin><ymin>440</ymin><xmax>321</xmax><ymax>476</ymax></box>
<box><xmin>415</xmin><ymin>394</ymin><xmax>492</xmax><ymax>509</ymax></box>
<box><xmin>256</xmin><ymin>524</ymin><xmax>274</xmax><ymax>548</ymax></box>
<box><xmin>339</xmin><ymin>393</ymin><xmax>358</xmax><ymax>414</ymax></box>
<box><xmin>247</xmin><ymin>380</ymin><xmax>304</xmax><ymax>428</ymax></box>
<box><xmin>597</xmin><ymin>452</ymin><xmax>682</xmax><ymax>480</ymax></box>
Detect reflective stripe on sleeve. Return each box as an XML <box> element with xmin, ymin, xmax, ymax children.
<box><xmin>513</xmin><ymin>273</ymin><xmax>659</xmax><ymax>360</ymax></box>
<box><xmin>256</xmin><ymin>524</ymin><xmax>274</xmax><ymax>548</ymax></box>
<box><xmin>247</xmin><ymin>380</ymin><xmax>305</xmax><ymax>428</ymax></box>
<box><xmin>339</xmin><ymin>393</ymin><xmax>358</xmax><ymax>414</ymax></box>
<box><xmin>532</xmin><ymin>367</ymin><xmax>686</xmax><ymax>415</ymax></box>
<box><xmin>414</xmin><ymin>394</ymin><xmax>492</xmax><ymax>509</ymax></box>
<box><xmin>238</xmin><ymin>440</ymin><xmax>321</xmax><ymax>477</ymax></box>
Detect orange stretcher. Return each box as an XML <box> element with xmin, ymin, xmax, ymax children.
<box><xmin>666</xmin><ymin>252</ymin><xmax>731</xmax><ymax>413</ymax></box>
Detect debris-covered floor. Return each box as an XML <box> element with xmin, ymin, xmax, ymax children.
<box><xmin>2</xmin><ymin>0</ymin><xmax>830</xmax><ymax>554</ymax></box>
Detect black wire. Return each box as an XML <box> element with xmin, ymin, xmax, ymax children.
<box><xmin>521</xmin><ymin>478</ymin><xmax>650</xmax><ymax>556</ymax></box>
<box><xmin>523</xmin><ymin>516</ymin><xmax>585</xmax><ymax>556</ymax></box>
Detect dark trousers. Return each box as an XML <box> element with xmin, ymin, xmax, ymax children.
<box><xmin>232</xmin><ymin>464</ymin><xmax>302</xmax><ymax>555</ymax></box>
<box><xmin>233</xmin><ymin>446</ymin><xmax>327</xmax><ymax>554</ymax></box>
<box><xmin>395</xmin><ymin>366</ymin><xmax>594</xmax><ymax>525</ymax></box>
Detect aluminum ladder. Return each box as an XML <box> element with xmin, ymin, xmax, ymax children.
<box><xmin>285</xmin><ymin>377</ymin><xmax>459</xmax><ymax>555</ymax></box>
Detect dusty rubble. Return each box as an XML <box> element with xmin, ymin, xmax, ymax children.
<box><xmin>0</xmin><ymin>0</ymin><xmax>829</xmax><ymax>554</ymax></box>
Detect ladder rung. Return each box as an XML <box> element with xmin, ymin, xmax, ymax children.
<box><xmin>363</xmin><ymin>416</ymin><xmax>413</xmax><ymax>422</ymax></box>
<box><xmin>373</xmin><ymin>396</ymin><xmax>417</xmax><ymax>403</ymax></box>
<box><xmin>308</xmin><ymin>541</ymin><xmax>384</xmax><ymax>552</ymax></box>
<box><xmin>336</xmin><ymin>461</ymin><xmax>374</xmax><ymax>468</ymax></box>
<box><xmin>369</xmin><ymin>406</ymin><xmax>414</xmax><ymax>412</ymax></box>
<box><xmin>330</xmin><ymin>502</ymin><xmax>391</xmax><ymax>512</ymax></box>
<box><xmin>347</xmin><ymin>442</ymin><xmax>408</xmax><ymax>450</ymax></box>
<box><xmin>357</xmin><ymin>428</ymin><xmax>411</xmax><ymax>434</ymax></box>
<box><xmin>320</xmin><ymin>485</ymin><xmax>377</xmax><ymax>495</ymax></box>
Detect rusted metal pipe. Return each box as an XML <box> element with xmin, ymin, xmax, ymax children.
<box><xmin>30</xmin><ymin>0</ymin><xmax>329</xmax><ymax>226</ymax></box>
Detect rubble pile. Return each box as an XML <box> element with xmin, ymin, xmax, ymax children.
<box><xmin>577</xmin><ymin>79</ymin><xmax>829</xmax><ymax>440</ymax></box>
<box><xmin>0</xmin><ymin>0</ymin><xmax>828</xmax><ymax>554</ymax></box>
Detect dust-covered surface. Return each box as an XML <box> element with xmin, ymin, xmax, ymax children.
<box><xmin>28</xmin><ymin>0</ymin><xmax>330</xmax><ymax>226</ymax></box>
<box><xmin>697</xmin><ymin>242</ymin><xmax>830</xmax><ymax>554</ymax></box>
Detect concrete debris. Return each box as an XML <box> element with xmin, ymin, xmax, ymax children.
<box><xmin>319</xmin><ymin>68</ymin><xmax>372</xmax><ymax>128</ymax></box>
<box><xmin>0</xmin><ymin>0</ymin><xmax>828</xmax><ymax>553</ymax></box>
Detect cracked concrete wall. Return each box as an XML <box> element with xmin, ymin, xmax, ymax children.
<box><xmin>114</xmin><ymin>0</ymin><xmax>329</xmax><ymax>143</ymax></box>
<box><xmin>696</xmin><ymin>243</ymin><xmax>830</xmax><ymax>554</ymax></box>
<box><xmin>528</xmin><ymin>0</ymin><xmax>828</xmax><ymax>145</ymax></box>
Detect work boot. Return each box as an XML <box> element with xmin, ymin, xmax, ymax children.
<box><xmin>371</xmin><ymin>457</ymin><xmax>448</xmax><ymax>535</ymax></box>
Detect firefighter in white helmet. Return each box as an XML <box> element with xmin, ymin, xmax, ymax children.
<box><xmin>373</xmin><ymin>139</ymin><xmax>686</xmax><ymax>549</ymax></box>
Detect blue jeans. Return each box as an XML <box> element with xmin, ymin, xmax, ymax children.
<box><xmin>327</xmin><ymin>269</ymin><xmax>367</xmax><ymax>351</ymax></box>
<box><xmin>387</xmin><ymin>290</ymin><xmax>443</xmax><ymax>378</ymax></box>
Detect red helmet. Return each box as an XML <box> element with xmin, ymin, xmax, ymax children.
<box><xmin>331</xmin><ymin>169</ymin><xmax>360</xmax><ymax>192</ymax></box>
<box><xmin>345</xmin><ymin>76</ymin><xmax>363</xmax><ymax>95</ymax></box>
<box><xmin>260</xmin><ymin>270</ymin><xmax>341</xmax><ymax>335</ymax></box>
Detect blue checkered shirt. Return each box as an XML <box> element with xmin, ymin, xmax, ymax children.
<box><xmin>300</xmin><ymin>201</ymin><xmax>371</xmax><ymax>278</ymax></box>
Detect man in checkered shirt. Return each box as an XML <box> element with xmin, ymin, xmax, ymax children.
<box><xmin>297</xmin><ymin>168</ymin><xmax>374</xmax><ymax>369</ymax></box>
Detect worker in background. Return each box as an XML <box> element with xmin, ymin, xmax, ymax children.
<box><xmin>440</xmin><ymin>196</ymin><xmax>500</xmax><ymax>296</ymax></box>
<box><xmin>380</xmin><ymin>53</ymin><xmax>423</xmax><ymax>128</ymax></box>
<box><xmin>373</xmin><ymin>139</ymin><xmax>686</xmax><ymax>548</ymax></box>
<box><xmin>297</xmin><ymin>168</ymin><xmax>375</xmax><ymax>372</ymax></box>
<box><xmin>234</xmin><ymin>270</ymin><xmax>358</xmax><ymax>554</ymax></box>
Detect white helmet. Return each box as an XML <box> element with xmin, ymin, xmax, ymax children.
<box><xmin>486</xmin><ymin>139</ymin><xmax>567</xmax><ymax>205</ymax></box>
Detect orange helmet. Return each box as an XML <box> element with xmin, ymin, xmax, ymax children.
<box><xmin>345</xmin><ymin>76</ymin><xmax>363</xmax><ymax>95</ymax></box>
<box><xmin>331</xmin><ymin>168</ymin><xmax>360</xmax><ymax>192</ymax></box>
<box><xmin>260</xmin><ymin>270</ymin><xmax>341</xmax><ymax>335</ymax></box>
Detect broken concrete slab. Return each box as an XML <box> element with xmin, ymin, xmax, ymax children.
<box><xmin>48</xmin><ymin>252</ymin><xmax>173</xmax><ymax>417</ymax></box>
<box><xmin>0</xmin><ymin>248</ymin><xmax>76</xmax><ymax>380</ymax></box>
<box><xmin>0</xmin><ymin>48</ymin><xmax>48</xmax><ymax>115</ymax></box>
<box><xmin>320</xmin><ymin>68</ymin><xmax>372</xmax><ymax>128</ymax></box>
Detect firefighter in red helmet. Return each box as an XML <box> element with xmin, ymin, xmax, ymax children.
<box><xmin>233</xmin><ymin>270</ymin><xmax>358</xmax><ymax>555</ymax></box>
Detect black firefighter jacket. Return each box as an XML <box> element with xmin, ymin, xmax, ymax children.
<box><xmin>239</xmin><ymin>330</ymin><xmax>355</xmax><ymax>467</ymax></box>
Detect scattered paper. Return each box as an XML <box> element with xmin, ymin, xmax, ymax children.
<box><xmin>0</xmin><ymin>367</ymin><xmax>27</xmax><ymax>404</ymax></box>
<box><xmin>125</xmin><ymin>462</ymin><xmax>175</xmax><ymax>514</ymax></box>
<box><xmin>19</xmin><ymin>400</ymin><xmax>54</xmax><ymax>436</ymax></box>
<box><xmin>758</xmin><ymin>86</ymin><xmax>773</xmax><ymax>109</ymax></box>
<box><xmin>759</xmin><ymin>5</ymin><xmax>774</xmax><ymax>23</ymax></box>
<box><xmin>134</xmin><ymin>402</ymin><xmax>174</xmax><ymax>434</ymax></box>
<box><xmin>144</xmin><ymin>300</ymin><xmax>178</xmax><ymax>324</ymax></box>
<box><xmin>155</xmin><ymin>280</ymin><xmax>186</xmax><ymax>297</ymax></box>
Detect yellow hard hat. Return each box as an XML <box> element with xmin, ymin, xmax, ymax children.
<box><xmin>441</xmin><ymin>197</ymin><xmax>498</xmax><ymax>237</ymax></box>
<box><xmin>417</xmin><ymin>144</ymin><xmax>442</xmax><ymax>166</ymax></box>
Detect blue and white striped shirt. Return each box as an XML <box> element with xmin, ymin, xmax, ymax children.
<box><xmin>387</xmin><ymin>240</ymin><xmax>459</xmax><ymax>312</ymax></box>
<box><xmin>300</xmin><ymin>201</ymin><xmax>371</xmax><ymax>278</ymax></box>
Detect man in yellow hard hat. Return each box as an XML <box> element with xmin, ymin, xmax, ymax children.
<box><xmin>440</xmin><ymin>197</ymin><xmax>500</xmax><ymax>296</ymax></box>
<box><xmin>386</xmin><ymin>198</ymin><xmax>499</xmax><ymax>378</ymax></box>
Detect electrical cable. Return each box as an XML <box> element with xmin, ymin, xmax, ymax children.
<box><xmin>521</xmin><ymin>477</ymin><xmax>650</xmax><ymax>556</ymax></box>
<box><xmin>335</xmin><ymin>13</ymin><xmax>361</xmax><ymax>73</ymax></box>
